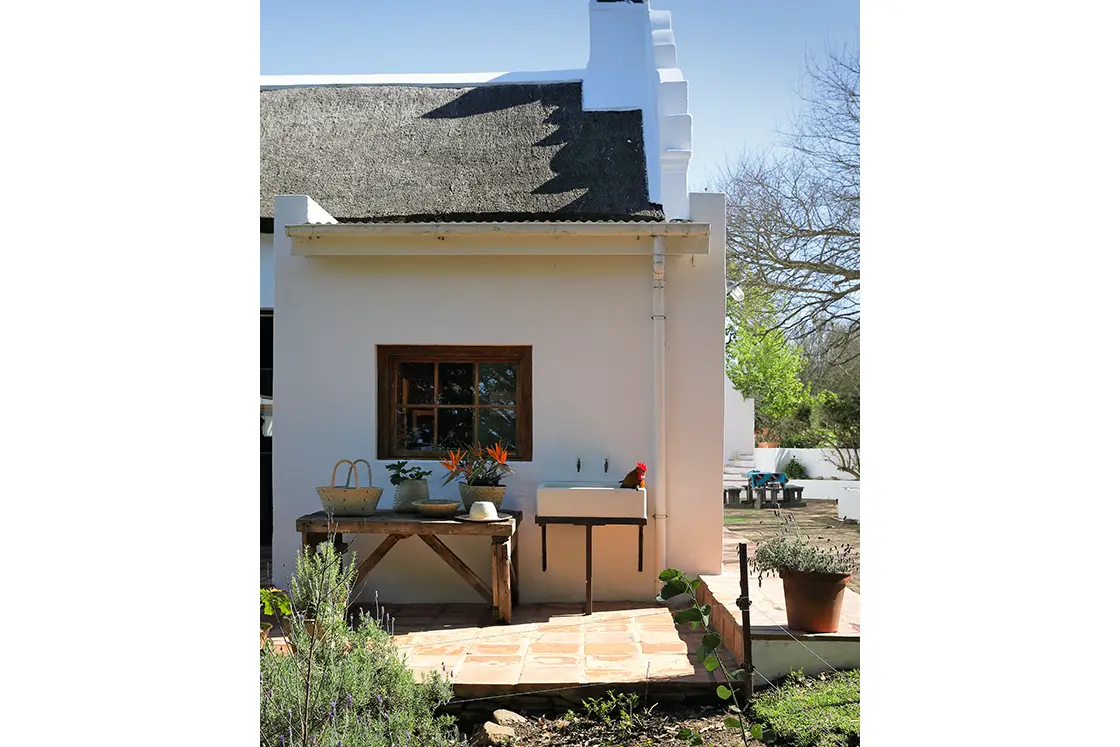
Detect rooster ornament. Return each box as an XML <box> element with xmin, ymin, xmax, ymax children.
<box><xmin>619</xmin><ymin>461</ymin><xmax>647</xmax><ymax>489</ymax></box>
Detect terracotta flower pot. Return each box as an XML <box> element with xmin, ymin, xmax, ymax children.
<box><xmin>260</xmin><ymin>622</ymin><xmax>273</xmax><ymax>648</ymax></box>
<box><xmin>779</xmin><ymin>568</ymin><xmax>851</xmax><ymax>633</ymax></box>
<box><xmin>458</xmin><ymin>484</ymin><xmax>507</xmax><ymax>511</ymax></box>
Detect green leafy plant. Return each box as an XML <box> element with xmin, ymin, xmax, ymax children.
<box><xmin>582</xmin><ymin>691</ymin><xmax>640</xmax><ymax>732</ymax></box>
<box><xmin>783</xmin><ymin>455</ymin><xmax>809</xmax><ymax>479</ymax></box>
<box><xmin>439</xmin><ymin>442</ymin><xmax>514</xmax><ymax>487</ymax></box>
<box><xmin>726</xmin><ymin>305</ymin><xmax>808</xmax><ymax>441</ymax></box>
<box><xmin>816</xmin><ymin>391</ymin><xmax>860</xmax><ymax>479</ymax></box>
<box><xmin>656</xmin><ymin>569</ymin><xmax>764</xmax><ymax>746</ymax></box>
<box><xmin>753</xmin><ymin>512</ymin><xmax>858</xmax><ymax>582</ymax></box>
<box><xmin>384</xmin><ymin>460</ymin><xmax>433</xmax><ymax>486</ymax></box>
<box><xmin>779</xmin><ymin>431</ymin><xmax>822</xmax><ymax>449</ymax></box>
<box><xmin>261</xmin><ymin>538</ymin><xmax>457</xmax><ymax>746</ymax></box>
<box><xmin>260</xmin><ymin>587</ymin><xmax>292</xmax><ymax>617</ymax></box>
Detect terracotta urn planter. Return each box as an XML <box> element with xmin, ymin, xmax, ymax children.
<box><xmin>260</xmin><ymin>621</ymin><xmax>273</xmax><ymax>649</ymax></box>
<box><xmin>779</xmin><ymin>568</ymin><xmax>851</xmax><ymax>633</ymax></box>
<box><xmin>459</xmin><ymin>484</ymin><xmax>507</xmax><ymax>511</ymax></box>
<box><xmin>758</xmin><ymin>441</ymin><xmax>780</xmax><ymax>448</ymax></box>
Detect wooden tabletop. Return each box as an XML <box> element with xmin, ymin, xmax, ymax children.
<box><xmin>296</xmin><ymin>509</ymin><xmax>523</xmax><ymax>537</ymax></box>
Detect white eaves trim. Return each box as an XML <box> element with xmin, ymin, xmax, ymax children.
<box><xmin>260</xmin><ymin>69</ymin><xmax>584</xmax><ymax>90</ymax></box>
<box><xmin>285</xmin><ymin>221</ymin><xmax>711</xmax><ymax>257</ymax></box>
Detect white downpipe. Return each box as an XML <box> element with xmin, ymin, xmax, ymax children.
<box><xmin>652</xmin><ymin>236</ymin><xmax>668</xmax><ymax>586</ymax></box>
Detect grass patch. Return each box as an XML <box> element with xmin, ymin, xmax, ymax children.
<box><xmin>752</xmin><ymin>669</ymin><xmax>859</xmax><ymax>747</ymax></box>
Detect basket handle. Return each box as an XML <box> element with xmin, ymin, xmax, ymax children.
<box><xmin>351</xmin><ymin>459</ymin><xmax>374</xmax><ymax>488</ymax></box>
<box><xmin>329</xmin><ymin>459</ymin><xmax>357</xmax><ymax>488</ymax></box>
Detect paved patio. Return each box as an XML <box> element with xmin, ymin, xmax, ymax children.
<box><xmin>262</xmin><ymin>526</ymin><xmax>859</xmax><ymax>694</ymax></box>
<box><xmin>266</xmin><ymin>600</ymin><xmax>732</xmax><ymax>696</ymax></box>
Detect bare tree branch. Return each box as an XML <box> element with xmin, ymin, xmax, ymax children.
<box><xmin>719</xmin><ymin>44</ymin><xmax>860</xmax><ymax>364</ymax></box>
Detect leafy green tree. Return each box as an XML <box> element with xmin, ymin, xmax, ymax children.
<box><xmin>726</xmin><ymin>305</ymin><xmax>807</xmax><ymax>439</ymax></box>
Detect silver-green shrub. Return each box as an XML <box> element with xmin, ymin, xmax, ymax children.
<box><xmin>261</xmin><ymin>540</ymin><xmax>457</xmax><ymax>746</ymax></box>
<box><xmin>752</xmin><ymin>512</ymin><xmax>857</xmax><ymax>580</ymax></box>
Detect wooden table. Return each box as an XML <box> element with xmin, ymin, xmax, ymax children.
<box><xmin>535</xmin><ymin>515</ymin><xmax>647</xmax><ymax>615</ymax></box>
<box><xmin>295</xmin><ymin>510</ymin><xmax>521</xmax><ymax>624</ymax></box>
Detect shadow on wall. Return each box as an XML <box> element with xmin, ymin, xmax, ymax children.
<box><xmin>421</xmin><ymin>83</ymin><xmax>653</xmax><ymax>218</ymax></box>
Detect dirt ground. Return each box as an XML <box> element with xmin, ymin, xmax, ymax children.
<box><xmin>723</xmin><ymin>500</ymin><xmax>860</xmax><ymax>593</ymax></box>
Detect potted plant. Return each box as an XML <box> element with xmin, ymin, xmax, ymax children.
<box><xmin>439</xmin><ymin>441</ymin><xmax>514</xmax><ymax>510</ymax></box>
<box><xmin>385</xmin><ymin>460</ymin><xmax>434</xmax><ymax>512</ymax></box>
<box><xmin>260</xmin><ymin>587</ymin><xmax>292</xmax><ymax>648</ymax></box>
<box><xmin>752</xmin><ymin>512</ymin><xmax>857</xmax><ymax>633</ymax></box>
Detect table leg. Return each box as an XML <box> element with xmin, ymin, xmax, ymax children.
<box><xmin>541</xmin><ymin>523</ymin><xmax>548</xmax><ymax>572</ymax></box>
<box><xmin>638</xmin><ymin>524</ymin><xmax>644</xmax><ymax>572</ymax></box>
<box><xmin>493</xmin><ymin>536</ymin><xmax>512</xmax><ymax>624</ymax></box>
<box><xmin>511</xmin><ymin>529</ymin><xmax>520</xmax><ymax>607</ymax></box>
<box><xmin>585</xmin><ymin>525</ymin><xmax>594</xmax><ymax>615</ymax></box>
<box><xmin>302</xmin><ymin>532</ymin><xmax>328</xmax><ymax>551</ymax></box>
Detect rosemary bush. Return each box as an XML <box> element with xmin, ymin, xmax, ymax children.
<box><xmin>753</xmin><ymin>512</ymin><xmax>857</xmax><ymax>580</ymax></box>
<box><xmin>261</xmin><ymin>540</ymin><xmax>457</xmax><ymax>747</ymax></box>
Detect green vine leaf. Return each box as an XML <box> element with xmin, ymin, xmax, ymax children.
<box><xmin>716</xmin><ymin>684</ymin><xmax>733</xmax><ymax>700</ymax></box>
<box><xmin>704</xmin><ymin>654</ymin><xmax>720</xmax><ymax>672</ymax></box>
<box><xmin>750</xmin><ymin>723</ymin><xmax>764</xmax><ymax>739</ymax></box>
<box><xmin>724</xmin><ymin>716</ymin><xmax>742</xmax><ymax>730</ymax></box>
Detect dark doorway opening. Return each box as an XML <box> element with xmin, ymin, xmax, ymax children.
<box><xmin>261</xmin><ymin>311</ymin><xmax>273</xmax><ymax>549</ymax></box>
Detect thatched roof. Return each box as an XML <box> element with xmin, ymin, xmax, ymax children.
<box><xmin>260</xmin><ymin>82</ymin><xmax>662</xmax><ymax>229</ymax></box>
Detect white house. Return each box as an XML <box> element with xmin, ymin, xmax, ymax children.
<box><xmin>261</xmin><ymin>0</ymin><xmax>726</xmax><ymax>604</ymax></box>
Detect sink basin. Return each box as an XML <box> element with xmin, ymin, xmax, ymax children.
<box><xmin>536</xmin><ymin>482</ymin><xmax>647</xmax><ymax>520</ymax></box>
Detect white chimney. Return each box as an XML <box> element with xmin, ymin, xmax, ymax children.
<box><xmin>582</xmin><ymin>1</ymin><xmax>692</xmax><ymax>220</ymax></box>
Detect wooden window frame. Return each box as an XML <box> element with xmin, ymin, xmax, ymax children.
<box><xmin>377</xmin><ymin>345</ymin><xmax>533</xmax><ymax>461</ymax></box>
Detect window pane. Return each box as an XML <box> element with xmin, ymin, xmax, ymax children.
<box><xmin>478</xmin><ymin>363</ymin><xmax>517</xmax><ymax>405</ymax></box>
<box><xmin>438</xmin><ymin>362</ymin><xmax>475</xmax><ymax>405</ymax></box>
<box><xmin>437</xmin><ymin>407</ymin><xmax>474</xmax><ymax>449</ymax></box>
<box><xmin>478</xmin><ymin>408</ymin><xmax>516</xmax><ymax>450</ymax></box>
<box><xmin>398</xmin><ymin>362</ymin><xmax>434</xmax><ymax>405</ymax></box>
<box><xmin>397</xmin><ymin>408</ymin><xmax>435</xmax><ymax>451</ymax></box>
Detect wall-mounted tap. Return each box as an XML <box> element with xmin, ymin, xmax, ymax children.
<box><xmin>604</xmin><ymin>457</ymin><xmax>609</xmax><ymax>474</ymax></box>
<box><xmin>577</xmin><ymin>457</ymin><xmax>582</xmax><ymax>473</ymax></box>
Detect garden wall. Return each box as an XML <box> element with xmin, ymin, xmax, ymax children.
<box><xmin>753</xmin><ymin>447</ymin><xmax>858</xmax><ymax>480</ymax></box>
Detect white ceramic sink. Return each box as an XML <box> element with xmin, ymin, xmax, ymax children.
<box><xmin>536</xmin><ymin>482</ymin><xmax>647</xmax><ymax>520</ymax></box>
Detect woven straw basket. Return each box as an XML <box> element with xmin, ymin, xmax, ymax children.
<box><xmin>316</xmin><ymin>459</ymin><xmax>383</xmax><ymax>516</ymax></box>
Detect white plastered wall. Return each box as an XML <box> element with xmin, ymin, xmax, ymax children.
<box><xmin>662</xmin><ymin>191</ymin><xmax>726</xmax><ymax>576</ymax></box>
<box><xmin>273</xmin><ymin>198</ymin><xmax>668</xmax><ymax>604</ymax></box>
<box><xmin>724</xmin><ymin>375</ymin><xmax>755</xmax><ymax>460</ymax></box>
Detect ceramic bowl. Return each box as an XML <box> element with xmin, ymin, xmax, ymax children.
<box><xmin>412</xmin><ymin>500</ymin><xmax>461</xmax><ymax>518</ymax></box>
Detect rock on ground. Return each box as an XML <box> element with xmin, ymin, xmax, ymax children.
<box><xmin>493</xmin><ymin>709</ymin><xmax>529</xmax><ymax>727</ymax></box>
<box><xmin>475</xmin><ymin>721</ymin><xmax>517</xmax><ymax>746</ymax></box>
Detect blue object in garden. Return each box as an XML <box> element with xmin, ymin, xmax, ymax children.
<box><xmin>746</xmin><ymin>470</ymin><xmax>788</xmax><ymax>488</ymax></box>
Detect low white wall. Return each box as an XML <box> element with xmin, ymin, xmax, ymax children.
<box><xmin>754</xmin><ymin>448</ymin><xmax>858</xmax><ymax>480</ymax></box>
<box><xmin>752</xmin><ymin>639</ymin><xmax>860</xmax><ymax>684</ymax></box>
<box><xmin>786</xmin><ymin>479</ymin><xmax>860</xmax><ymax>502</ymax></box>
<box><xmin>837</xmin><ymin>488</ymin><xmax>860</xmax><ymax>523</ymax></box>
<box><xmin>723</xmin><ymin>375</ymin><xmax>754</xmax><ymax>461</ymax></box>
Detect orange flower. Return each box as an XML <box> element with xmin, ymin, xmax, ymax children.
<box><xmin>439</xmin><ymin>448</ymin><xmax>466</xmax><ymax>473</ymax></box>
<box><xmin>486</xmin><ymin>442</ymin><xmax>509</xmax><ymax>464</ymax></box>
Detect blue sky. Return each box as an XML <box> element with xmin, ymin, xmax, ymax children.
<box><xmin>261</xmin><ymin>0</ymin><xmax>859</xmax><ymax>191</ymax></box>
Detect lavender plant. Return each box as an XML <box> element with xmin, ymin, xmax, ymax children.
<box><xmin>261</xmin><ymin>539</ymin><xmax>457</xmax><ymax>746</ymax></box>
<box><xmin>752</xmin><ymin>512</ymin><xmax>857</xmax><ymax>582</ymax></box>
